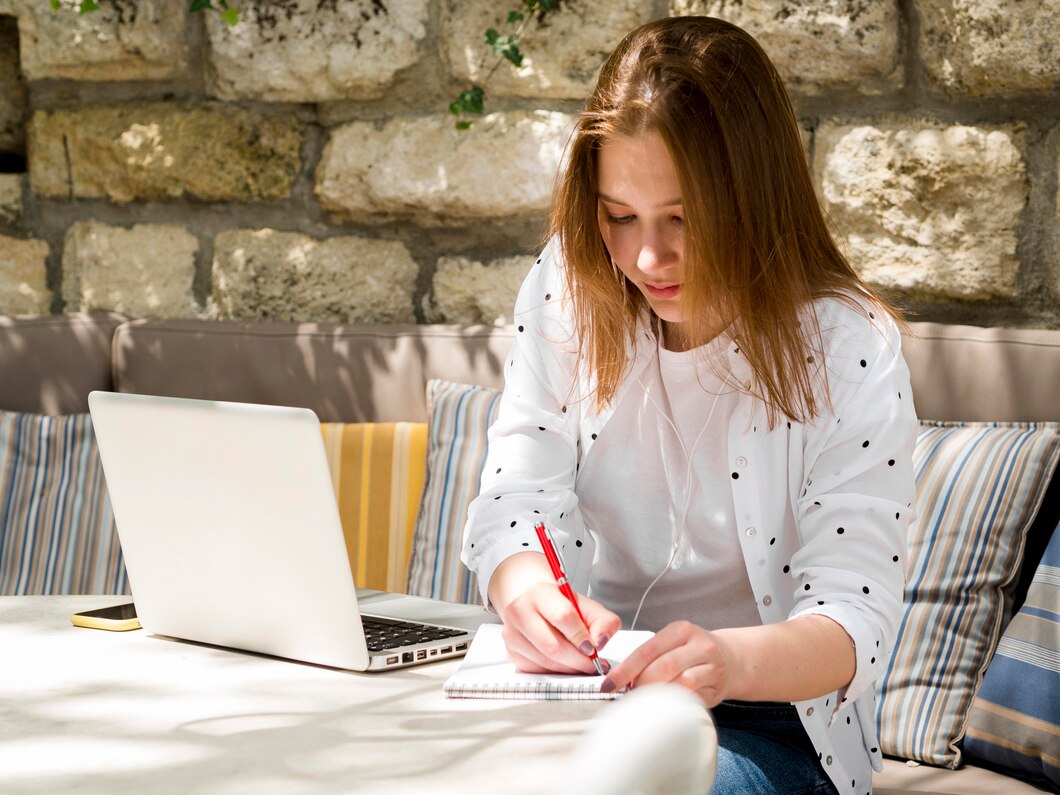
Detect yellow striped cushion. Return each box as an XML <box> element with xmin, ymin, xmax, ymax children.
<box><xmin>320</xmin><ymin>422</ymin><xmax>428</xmax><ymax>593</ymax></box>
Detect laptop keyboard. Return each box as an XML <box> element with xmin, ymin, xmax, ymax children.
<box><xmin>361</xmin><ymin>615</ymin><xmax>469</xmax><ymax>652</ymax></box>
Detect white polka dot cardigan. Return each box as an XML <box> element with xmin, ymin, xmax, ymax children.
<box><xmin>462</xmin><ymin>238</ymin><xmax>919</xmax><ymax>795</ymax></box>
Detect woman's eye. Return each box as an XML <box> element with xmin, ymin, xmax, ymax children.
<box><xmin>671</xmin><ymin>216</ymin><xmax>684</xmax><ymax>226</ymax></box>
<box><xmin>606</xmin><ymin>214</ymin><xmax>634</xmax><ymax>225</ymax></box>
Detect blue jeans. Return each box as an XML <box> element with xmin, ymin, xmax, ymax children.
<box><xmin>709</xmin><ymin>700</ymin><xmax>839</xmax><ymax>795</ymax></box>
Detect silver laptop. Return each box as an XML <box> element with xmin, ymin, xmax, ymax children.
<box><xmin>88</xmin><ymin>390</ymin><xmax>496</xmax><ymax>671</ymax></box>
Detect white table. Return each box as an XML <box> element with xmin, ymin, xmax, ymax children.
<box><xmin>0</xmin><ymin>596</ymin><xmax>610</xmax><ymax>795</ymax></box>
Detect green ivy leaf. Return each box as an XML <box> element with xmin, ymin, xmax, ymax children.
<box><xmin>220</xmin><ymin>7</ymin><xmax>239</xmax><ymax>25</ymax></box>
<box><xmin>486</xmin><ymin>30</ymin><xmax>524</xmax><ymax>68</ymax></box>
<box><xmin>455</xmin><ymin>86</ymin><xmax>485</xmax><ymax>115</ymax></box>
<box><xmin>190</xmin><ymin>0</ymin><xmax>214</xmax><ymax>11</ymax></box>
<box><xmin>50</xmin><ymin>0</ymin><xmax>60</xmax><ymax>8</ymax></box>
<box><xmin>78</xmin><ymin>0</ymin><xmax>99</xmax><ymax>13</ymax></box>
<box><xmin>456</xmin><ymin>120</ymin><xmax>473</xmax><ymax>130</ymax></box>
<box><xmin>535</xmin><ymin>0</ymin><xmax>561</xmax><ymax>11</ymax></box>
<box><xmin>501</xmin><ymin>42</ymin><xmax>523</xmax><ymax>67</ymax></box>
<box><xmin>506</xmin><ymin>11</ymin><xmax>523</xmax><ymax>25</ymax></box>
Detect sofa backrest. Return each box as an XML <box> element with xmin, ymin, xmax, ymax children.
<box><xmin>1</xmin><ymin>314</ymin><xmax>1057</xmax><ymax>423</ymax></box>
<box><xmin>903</xmin><ymin>322</ymin><xmax>1060</xmax><ymax>423</ymax></box>
<box><xmin>111</xmin><ymin>319</ymin><xmax>515</xmax><ymax>423</ymax></box>
<box><xmin>0</xmin><ymin>313</ymin><xmax>127</xmax><ymax>414</ymax></box>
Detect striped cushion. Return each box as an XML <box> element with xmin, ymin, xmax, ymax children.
<box><xmin>406</xmin><ymin>380</ymin><xmax>501</xmax><ymax>605</ymax></box>
<box><xmin>963</xmin><ymin>522</ymin><xmax>1060</xmax><ymax>787</ymax></box>
<box><xmin>0</xmin><ymin>411</ymin><xmax>127</xmax><ymax>595</ymax></box>
<box><xmin>878</xmin><ymin>421</ymin><xmax>1060</xmax><ymax>767</ymax></box>
<box><xmin>319</xmin><ymin>422</ymin><xmax>427</xmax><ymax>593</ymax></box>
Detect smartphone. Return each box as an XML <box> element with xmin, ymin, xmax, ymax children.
<box><xmin>70</xmin><ymin>602</ymin><xmax>141</xmax><ymax>632</ymax></box>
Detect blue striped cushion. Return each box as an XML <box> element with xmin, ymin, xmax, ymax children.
<box><xmin>878</xmin><ymin>421</ymin><xmax>1060</xmax><ymax>767</ymax></box>
<box><xmin>406</xmin><ymin>380</ymin><xmax>500</xmax><ymax>605</ymax></box>
<box><xmin>0</xmin><ymin>411</ymin><xmax>128</xmax><ymax>595</ymax></box>
<box><xmin>964</xmin><ymin>522</ymin><xmax>1060</xmax><ymax>787</ymax></box>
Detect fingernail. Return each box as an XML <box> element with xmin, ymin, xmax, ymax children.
<box><xmin>600</xmin><ymin>678</ymin><xmax>617</xmax><ymax>694</ymax></box>
<box><xmin>579</xmin><ymin>641</ymin><xmax>594</xmax><ymax>656</ymax></box>
<box><xmin>600</xmin><ymin>659</ymin><xmax>611</xmax><ymax>674</ymax></box>
<box><xmin>595</xmin><ymin>634</ymin><xmax>610</xmax><ymax>649</ymax></box>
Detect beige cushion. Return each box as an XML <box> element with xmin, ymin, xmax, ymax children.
<box><xmin>112</xmin><ymin>319</ymin><xmax>514</xmax><ymax>423</ymax></box>
<box><xmin>8</xmin><ymin>315</ymin><xmax>1059</xmax><ymax>425</ymax></box>
<box><xmin>0</xmin><ymin>313</ymin><xmax>126</xmax><ymax>414</ymax></box>
<box><xmin>874</xmin><ymin>757</ymin><xmax>1051</xmax><ymax>794</ymax></box>
<box><xmin>904</xmin><ymin>323</ymin><xmax>1060</xmax><ymax>422</ymax></box>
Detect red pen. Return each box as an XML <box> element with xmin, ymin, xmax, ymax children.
<box><xmin>534</xmin><ymin>522</ymin><xmax>606</xmax><ymax>675</ymax></box>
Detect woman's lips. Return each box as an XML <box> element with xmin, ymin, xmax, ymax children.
<box><xmin>644</xmin><ymin>282</ymin><xmax>681</xmax><ymax>299</ymax></box>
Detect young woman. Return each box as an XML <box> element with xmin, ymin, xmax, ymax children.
<box><xmin>462</xmin><ymin>16</ymin><xmax>917</xmax><ymax>795</ymax></box>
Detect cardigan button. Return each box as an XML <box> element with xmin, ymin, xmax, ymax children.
<box><xmin>762</xmin><ymin>595</ymin><xmax>772</xmax><ymax>606</ymax></box>
<box><xmin>826</xmin><ymin>755</ymin><xmax>833</xmax><ymax>766</ymax></box>
<box><xmin>736</xmin><ymin>456</ymin><xmax>747</xmax><ymax>467</ymax></box>
<box><xmin>806</xmin><ymin>706</ymin><xmax>814</xmax><ymax>716</ymax></box>
<box><xmin>745</xmin><ymin>527</ymin><xmax>756</xmax><ymax>537</ymax></box>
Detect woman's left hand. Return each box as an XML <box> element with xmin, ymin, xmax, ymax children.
<box><xmin>601</xmin><ymin>620</ymin><xmax>742</xmax><ymax>707</ymax></box>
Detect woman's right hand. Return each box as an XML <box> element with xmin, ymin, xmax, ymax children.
<box><xmin>489</xmin><ymin>552</ymin><xmax>622</xmax><ymax>675</ymax></box>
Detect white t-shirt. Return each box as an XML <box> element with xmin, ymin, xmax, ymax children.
<box><xmin>579</xmin><ymin>330</ymin><xmax>761</xmax><ymax>632</ymax></box>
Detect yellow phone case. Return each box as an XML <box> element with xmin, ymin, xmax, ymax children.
<box><xmin>70</xmin><ymin>603</ymin><xmax>141</xmax><ymax>632</ymax></box>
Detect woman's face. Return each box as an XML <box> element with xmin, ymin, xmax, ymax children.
<box><xmin>596</xmin><ymin>131</ymin><xmax>686</xmax><ymax>331</ymax></box>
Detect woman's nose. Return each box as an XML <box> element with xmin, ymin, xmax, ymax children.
<box><xmin>637</xmin><ymin>234</ymin><xmax>677</xmax><ymax>274</ymax></box>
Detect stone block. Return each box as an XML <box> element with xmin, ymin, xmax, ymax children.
<box><xmin>11</xmin><ymin>0</ymin><xmax>186</xmax><ymax>81</ymax></box>
<box><xmin>815</xmin><ymin>120</ymin><xmax>1027</xmax><ymax>301</ymax></box>
<box><xmin>1056</xmin><ymin>149</ymin><xmax>1060</xmax><ymax>296</ymax></box>
<box><xmin>0</xmin><ymin>16</ymin><xmax>25</xmax><ymax>155</ymax></box>
<box><xmin>671</xmin><ymin>0</ymin><xmax>902</xmax><ymax>95</ymax></box>
<box><xmin>0</xmin><ymin>234</ymin><xmax>49</xmax><ymax>314</ymax></box>
<box><xmin>206</xmin><ymin>0</ymin><xmax>428</xmax><ymax>101</ymax></box>
<box><xmin>316</xmin><ymin>111</ymin><xmax>570</xmax><ymax>225</ymax></box>
<box><xmin>918</xmin><ymin>0</ymin><xmax>1060</xmax><ymax>95</ymax></box>
<box><xmin>442</xmin><ymin>0</ymin><xmax>655</xmax><ymax>99</ymax></box>
<box><xmin>427</xmin><ymin>255</ymin><xmax>532</xmax><ymax>324</ymax></box>
<box><xmin>211</xmin><ymin>229</ymin><xmax>417</xmax><ymax>323</ymax></box>
<box><xmin>0</xmin><ymin>174</ymin><xmax>20</xmax><ymax>225</ymax></box>
<box><xmin>28</xmin><ymin>103</ymin><xmax>302</xmax><ymax>203</ymax></box>
<box><xmin>62</xmin><ymin>221</ymin><xmax>198</xmax><ymax>317</ymax></box>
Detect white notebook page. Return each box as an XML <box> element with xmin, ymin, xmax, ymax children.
<box><xmin>443</xmin><ymin>624</ymin><xmax>655</xmax><ymax>700</ymax></box>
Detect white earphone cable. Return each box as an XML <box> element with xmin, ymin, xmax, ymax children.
<box><xmin>629</xmin><ymin>342</ymin><xmax>732</xmax><ymax>631</ymax></box>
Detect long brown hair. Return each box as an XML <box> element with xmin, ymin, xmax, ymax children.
<box><xmin>550</xmin><ymin>16</ymin><xmax>899</xmax><ymax>425</ymax></box>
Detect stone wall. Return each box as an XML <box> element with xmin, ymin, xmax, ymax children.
<box><xmin>0</xmin><ymin>0</ymin><xmax>1057</xmax><ymax>327</ymax></box>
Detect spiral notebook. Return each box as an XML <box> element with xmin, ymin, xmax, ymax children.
<box><xmin>443</xmin><ymin>624</ymin><xmax>654</xmax><ymax>700</ymax></box>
